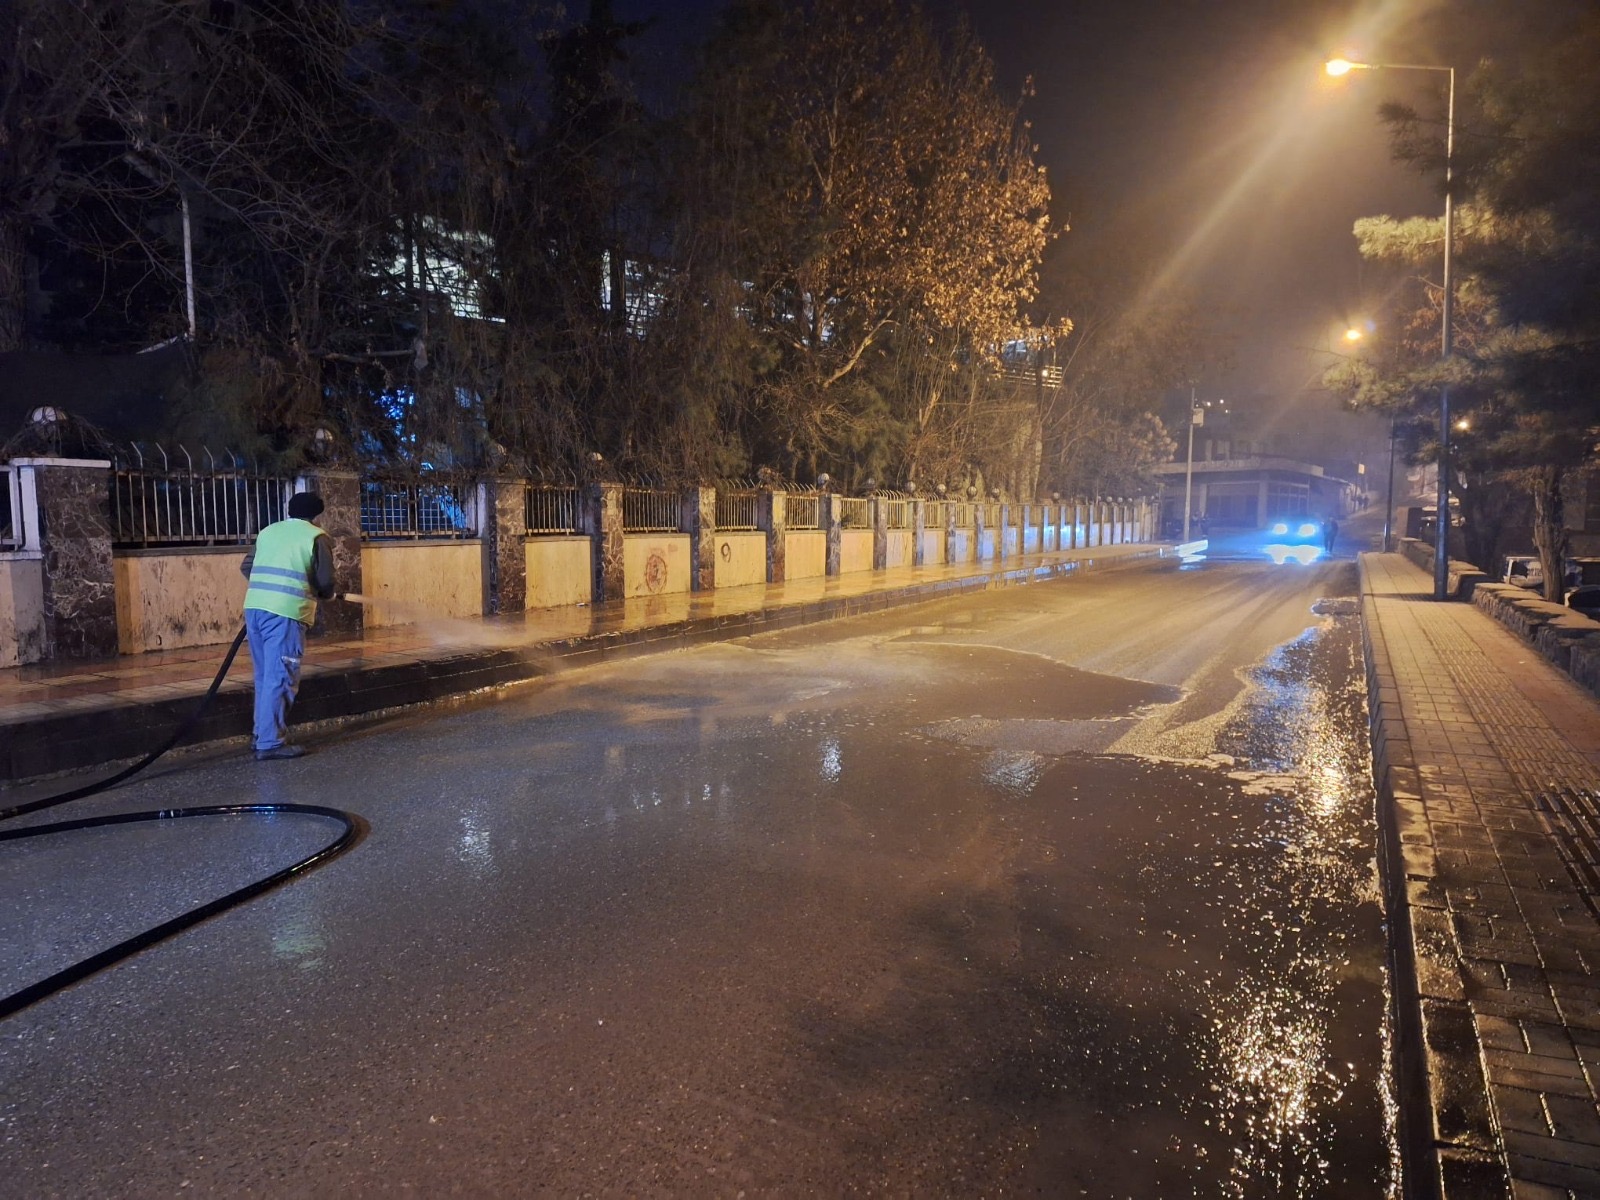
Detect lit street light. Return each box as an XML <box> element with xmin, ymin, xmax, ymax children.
<box><xmin>1326</xmin><ymin>55</ymin><xmax>1456</xmax><ymax>599</ymax></box>
<box><xmin>1183</xmin><ymin>393</ymin><xmax>1206</xmax><ymax>542</ymax></box>
<box><xmin>1338</xmin><ymin>320</ymin><xmax>1400</xmax><ymax>553</ymax></box>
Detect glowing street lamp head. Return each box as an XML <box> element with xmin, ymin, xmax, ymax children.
<box><xmin>1325</xmin><ymin>57</ymin><xmax>1370</xmax><ymax>76</ymax></box>
<box><xmin>1344</xmin><ymin>327</ymin><xmax>1364</xmax><ymax>342</ymax></box>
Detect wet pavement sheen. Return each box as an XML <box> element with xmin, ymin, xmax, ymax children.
<box><xmin>0</xmin><ymin>555</ymin><xmax>1394</xmax><ymax>1196</ymax></box>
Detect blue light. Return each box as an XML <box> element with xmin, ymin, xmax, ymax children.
<box><xmin>1264</xmin><ymin>544</ymin><xmax>1323</xmax><ymax>565</ymax></box>
<box><xmin>1271</xmin><ymin>522</ymin><xmax>1289</xmax><ymax>535</ymax></box>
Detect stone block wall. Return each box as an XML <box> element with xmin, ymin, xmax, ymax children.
<box><xmin>1472</xmin><ymin>581</ymin><xmax>1600</xmax><ymax>699</ymax></box>
<box><xmin>0</xmin><ymin>458</ymin><xmax>1161</xmax><ymax>665</ymax></box>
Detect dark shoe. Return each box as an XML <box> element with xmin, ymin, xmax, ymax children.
<box><xmin>254</xmin><ymin>744</ymin><xmax>306</xmax><ymax>761</ymax></box>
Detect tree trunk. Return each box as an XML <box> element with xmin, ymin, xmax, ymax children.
<box><xmin>0</xmin><ymin>219</ymin><xmax>28</xmax><ymax>353</ymax></box>
<box><xmin>1532</xmin><ymin>466</ymin><xmax>1568</xmax><ymax>602</ymax></box>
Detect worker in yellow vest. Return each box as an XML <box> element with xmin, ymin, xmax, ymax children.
<box><xmin>240</xmin><ymin>492</ymin><xmax>336</xmax><ymax>760</ymax></box>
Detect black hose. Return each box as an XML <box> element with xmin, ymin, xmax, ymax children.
<box><xmin>0</xmin><ymin>626</ymin><xmax>250</xmax><ymax>822</ymax></box>
<box><xmin>0</xmin><ymin>625</ymin><xmax>365</xmax><ymax>1021</ymax></box>
<box><xmin>0</xmin><ymin>804</ymin><xmax>361</xmax><ymax>1021</ymax></box>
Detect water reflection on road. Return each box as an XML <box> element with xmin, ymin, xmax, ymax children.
<box><xmin>533</xmin><ymin>577</ymin><xmax>1393</xmax><ymax>1195</ymax></box>
<box><xmin>0</xmin><ymin>560</ymin><xmax>1394</xmax><ymax>1196</ymax></box>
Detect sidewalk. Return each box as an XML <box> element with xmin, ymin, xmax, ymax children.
<box><xmin>1364</xmin><ymin>551</ymin><xmax>1600</xmax><ymax>1199</ymax></box>
<box><xmin>0</xmin><ymin>541</ymin><xmax>1165</xmax><ymax>784</ymax></box>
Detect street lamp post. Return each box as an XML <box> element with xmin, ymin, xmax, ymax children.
<box><xmin>1327</xmin><ymin>57</ymin><xmax>1456</xmax><ymax>599</ymax></box>
<box><xmin>1182</xmin><ymin>391</ymin><xmax>1203</xmax><ymax>542</ymax></box>
<box><xmin>1383</xmin><ymin>417</ymin><xmax>1398</xmax><ymax>552</ymax></box>
<box><xmin>1348</xmin><ymin>325</ymin><xmax>1401</xmax><ymax>553</ymax></box>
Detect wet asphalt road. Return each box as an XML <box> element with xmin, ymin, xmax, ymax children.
<box><xmin>0</xmin><ymin>550</ymin><xmax>1393</xmax><ymax>1197</ymax></box>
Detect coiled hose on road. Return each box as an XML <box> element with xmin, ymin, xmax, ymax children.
<box><xmin>0</xmin><ymin>626</ymin><xmax>364</xmax><ymax>1021</ymax></box>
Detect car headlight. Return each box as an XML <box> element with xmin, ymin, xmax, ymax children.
<box><xmin>1271</xmin><ymin>522</ymin><xmax>1288</xmax><ymax>535</ymax></box>
<box><xmin>1298</xmin><ymin>522</ymin><xmax>1318</xmax><ymax>537</ymax></box>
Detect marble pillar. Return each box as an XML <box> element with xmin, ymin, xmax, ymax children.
<box><xmin>296</xmin><ymin>469</ymin><xmax>363</xmax><ymax>638</ymax></box>
<box><xmin>974</xmin><ymin>503</ymin><xmax>988</xmax><ymax>561</ymax></box>
<box><xmin>483</xmin><ymin>479</ymin><xmax>527</xmax><ymax>614</ymax></box>
<box><xmin>21</xmin><ymin>458</ymin><xmax>117</xmax><ymax>660</ymax></box>
<box><xmin>871</xmin><ymin>497</ymin><xmax>888</xmax><ymax>570</ymax></box>
<box><xmin>683</xmin><ymin>487</ymin><xmax>715</xmax><ymax>592</ymax></box>
<box><xmin>758</xmin><ymin>489</ymin><xmax>786</xmax><ymax>584</ymax></box>
<box><xmin>583</xmin><ymin>482</ymin><xmax>624</xmax><ymax>602</ymax></box>
<box><xmin>823</xmin><ymin>495</ymin><xmax>842</xmax><ymax>576</ymax></box>
<box><xmin>911</xmin><ymin>499</ymin><xmax>926</xmax><ymax>566</ymax></box>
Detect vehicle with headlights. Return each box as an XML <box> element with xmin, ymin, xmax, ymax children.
<box><xmin>1261</xmin><ymin>518</ymin><xmax>1325</xmax><ymax>564</ymax></box>
<box><xmin>1267</xmin><ymin>519</ymin><xmax>1321</xmax><ymax>544</ymax></box>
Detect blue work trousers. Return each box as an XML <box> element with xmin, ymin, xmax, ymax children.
<box><xmin>245</xmin><ymin>609</ymin><xmax>306</xmax><ymax>751</ymax></box>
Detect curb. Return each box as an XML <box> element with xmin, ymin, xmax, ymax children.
<box><xmin>1361</xmin><ymin>556</ymin><xmax>1512</xmax><ymax>1200</ymax></box>
<box><xmin>1362</xmin><ymin>559</ymin><xmax>1449</xmax><ymax>1200</ymax></box>
<box><xmin>1</xmin><ymin>547</ymin><xmax>1169</xmax><ymax>784</ymax></box>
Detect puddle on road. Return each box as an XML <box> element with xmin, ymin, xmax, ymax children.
<box><xmin>0</xmin><ymin>580</ymin><xmax>1392</xmax><ymax>1198</ymax></box>
<box><xmin>518</xmin><ymin>606</ymin><xmax>1391</xmax><ymax>1196</ymax></box>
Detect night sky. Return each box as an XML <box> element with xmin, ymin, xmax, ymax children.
<box><xmin>618</xmin><ymin>0</ymin><xmax>1582</xmax><ymax>442</ymax></box>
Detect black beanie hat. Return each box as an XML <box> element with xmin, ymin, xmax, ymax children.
<box><xmin>288</xmin><ymin>492</ymin><xmax>325</xmax><ymax>520</ymax></box>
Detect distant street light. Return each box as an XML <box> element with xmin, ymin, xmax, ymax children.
<box><xmin>1183</xmin><ymin>392</ymin><xmax>1204</xmax><ymax>542</ymax></box>
<box><xmin>1327</xmin><ymin>56</ymin><xmax>1456</xmax><ymax>599</ymax></box>
<box><xmin>1344</xmin><ymin>327</ymin><xmax>1364</xmax><ymax>343</ymax></box>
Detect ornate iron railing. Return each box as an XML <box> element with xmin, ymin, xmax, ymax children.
<box><xmin>716</xmin><ymin>490</ymin><xmax>759</xmax><ymax>531</ymax></box>
<box><xmin>361</xmin><ymin>476</ymin><xmax>476</xmax><ymax>539</ymax></box>
<box><xmin>525</xmin><ymin>484</ymin><xmax>581</xmax><ymax>535</ymax></box>
<box><xmin>622</xmin><ymin>487</ymin><xmax>680</xmax><ymax>533</ymax></box>
<box><xmin>838</xmin><ymin>497</ymin><xmax>870</xmax><ymax>528</ymax></box>
<box><xmin>111</xmin><ymin>466</ymin><xmax>292</xmax><ymax>548</ymax></box>
<box><xmin>785</xmin><ymin>492</ymin><xmax>822</xmax><ymax>529</ymax></box>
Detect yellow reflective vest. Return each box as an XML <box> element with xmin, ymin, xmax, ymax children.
<box><xmin>244</xmin><ymin>518</ymin><xmax>323</xmax><ymax>624</ymax></box>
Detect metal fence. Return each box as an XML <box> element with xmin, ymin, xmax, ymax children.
<box><xmin>0</xmin><ymin>466</ymin><xmax>19</xmax><ymax>551</ymax></box>
<box><xmin>622</xmin><ymin>487</ymin><xmax>680</xmax><ymax>533</ymax></box>
<box><xmin>715</xmin><ymin>490</ymin><xmax>759</xmax><ymax>531</ymax></box>
<box><xmin>881</xmin><ymin>499</ymin><xmax>910</xmax><ymax>529</ymax></box>
<box><xmin>951</xmin><ymin>502</ymin><xmax>973</xmax><ymax>528</ymax></box>
<box><xmin>785</xmin><ymin>492</ymin><xmax>822</xmax><ymax>529</ymax></box>
<box><xmin>838</xmin><ymin>496</ymin><xmax>871</xmax><ymax>528</ymax></box>
<box><xmin>976</xmin><ymin>502</ymin><xmax>1001</xmax><ymax>527</ymax></box>
<box><xmin>111</xmin><ymin>467</ymin><xmax>293</xmax><ymax>548</ymax></box>
<box><xmin>361</xmin><ymin>477</ymin><xmax>476</xmax><ymax>539</ymax></box>
<box><xmin>525</xmin><ymin>484</ymin><xmax>581</xmax><ymax>535</ymax></box>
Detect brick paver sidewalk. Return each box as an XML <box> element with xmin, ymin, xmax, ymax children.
<box><xmin>1364</xmin><ymin>551</ymin><xmax>1600</xmax><ymax>1199</ymax></box>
